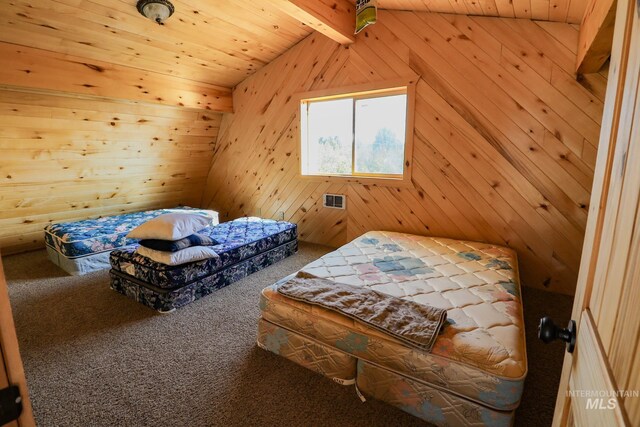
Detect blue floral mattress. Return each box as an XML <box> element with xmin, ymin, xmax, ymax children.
<box><xmin>109</xmin><ymin>217</ymin><xmax>297</xmax><ymax>290</ymax></box>
<box><xmin>111</xmin><ymin>239</ymin><xmax>298</xmax><ymax>312</ymax></box>
<box><xmin>44</xmin><ymin>207</ymin><xmax>217</xmax><ymax>259</ymax></box>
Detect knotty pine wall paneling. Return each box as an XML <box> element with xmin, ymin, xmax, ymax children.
<box><xmin>0</xmin><ymin>28</ymin><xmax>227</xmax><ymax>254</ymax></box>
<box><xmin>202</xmin><ymin>12</ymin><xmax>607</xmax><ymax>295</ymax></box>
<box><xmin>0</xmin><ymin>43</ymin><xmax>232</xmax><ymax>112</ymax></box>
<box><xmin>0</xmin><ymin>88</ymin><xmax>222</xmax><ymax>254</ymax></box>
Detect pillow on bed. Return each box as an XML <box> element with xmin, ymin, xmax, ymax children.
<box><xmin>136</xmin><ymin>245</ymin><xmax>219</xmax><ymax>266</ymax></box>
<box><xmin>139</xmin><ymin>234</ymin><xmax>218</xmax><ymax>252</ymax></box>
<box><xmin>127</xmin><ymin>213</ymin><xmax>213</xmax><ymax>241</ymax></box>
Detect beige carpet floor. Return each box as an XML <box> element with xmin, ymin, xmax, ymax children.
<box><xmin>4</xmin><ymin>243</ymin><xmax>573</xmax><ymax>427</ymax></box>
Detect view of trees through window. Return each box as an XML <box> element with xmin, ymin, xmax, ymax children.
<box><xmin>302</xmin><ymin>91</ymin><xmax>407</xmax><ymax>178</ymax></box>
<box><xmin>317</xmin><ymin>135</ymin><xmax>351</xmax><ymax>174</ymax></box>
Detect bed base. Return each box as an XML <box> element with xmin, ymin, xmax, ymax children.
<box><xmin>110</xmin><ymin>240</ymin><xmax>297</xmax><ymax>312</ymax></box>
<box><xmin>257</xmin><ymin>319</ymin><xmax>515</xmax><ymax>427</ymax></box>
<box><xmin>46</xmin><ymin>245</ymin><xmax>135</xmax><ymax>276</ymax></box>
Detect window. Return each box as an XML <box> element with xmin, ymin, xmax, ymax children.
<box><xmin>300</xmin><ymin>87</ymin><xmax>409</xmax><ymax>180</ymax></box>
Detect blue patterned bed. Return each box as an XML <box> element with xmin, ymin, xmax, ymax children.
<box><xmin>44</xmin><ymin>207</ymin><xmax>218</xmax><ymax>276</ymax></box>
<box><xmin>44</xmin><ymin>207</ymin><xmax>216</xmax><ymax>259</ymax></box>
<box><xmin>109</xmin><ymin>217</ymin><xmax>298</xmax><ymax>312</ymax></box>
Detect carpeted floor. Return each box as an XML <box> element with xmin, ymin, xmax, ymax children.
<box><xmin>4</xmin><ymin>243</ymin><xmax>573</xmax><ymax>427</ymax></box>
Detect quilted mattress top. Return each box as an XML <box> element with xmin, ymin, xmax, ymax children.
<box><xmin>44</xmin><ymin>207</ymin><xmax>217</xmax><ymax>258</ymax></box>
<box><xmin>261</xmin><ymin>231</ymin><xmax>527</xmax><ymax>410</ymax></box>
<box><xmin>110</xmin><ymin>217</ymin><xmax>297</xmax><ymax>289</ymax></box>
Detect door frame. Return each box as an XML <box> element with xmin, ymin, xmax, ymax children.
<box><xmin>0</xmin><ymin>253</ymin><xmax>35</xmax><ymax>427</ymax></box>
<box><xmin>552</xmin><ymin>0</ymin><xmax>638</xmax><ymax>424</ymax></box>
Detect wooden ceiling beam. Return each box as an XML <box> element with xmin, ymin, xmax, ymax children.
<box><xmin>268</xmin><ymin>0</ymin><xmax>356</xmax><ymax>45</ymax></box>
<box><xmin>576</xmin><ymin>0</ymin><xmax>617</xmax><ymax>74</ymax></box>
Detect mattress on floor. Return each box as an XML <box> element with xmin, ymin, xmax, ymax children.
<box><xmin>110</xmin><ymin>217</ymin><xmax>297</xmax><ymax>289</ymax></box>
<box><xmin>259</xmin><ymin>231</ymin><xmax>527</xmax><ymax>413</ymax></box>
<box><xmin>44</xmin><ymin>207</ymin><xmax>218</xmax><ymax>259</ymax></box>
<box><xmin>111</xmin><ymin>239</ymin><xmax>298</xmax><ymax>312</ymax></box>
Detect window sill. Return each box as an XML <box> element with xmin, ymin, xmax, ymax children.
<box><xmin>300</xmin><ymin>174</ymin><xmax>412</xmax><ymax>188</ymax></box>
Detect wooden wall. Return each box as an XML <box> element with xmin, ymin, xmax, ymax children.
<box><xmin>202</xmin><ymin>11</ymin><xmax>608</xmax><ymax>295</ymax></box>
<box><xmin>0</xmin><ymin>43</ymin><xmax>223</xmax><ymax>254</ymax></box>
<box><xmin>0</xmin><ymin>42</ymin><xmax>232</xmax><ymax>112</ymax></box>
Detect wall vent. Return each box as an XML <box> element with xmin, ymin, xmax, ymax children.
<box><xmin>323</xmin><ymin>194</ymin><xmax>346</xmax><ymax>209</ymax></box>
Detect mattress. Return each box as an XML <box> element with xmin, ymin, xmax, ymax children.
<box><xmin>109</xmin><ymin>217</ymin><xmax>298</xmax><ymax>312</ymax></box>
<box><xmin>111</xmin><ymin>239</ymin><xmax>297</xmax><ymax>312</ymax></box>
<box><xmin>259</xmin><ymin>231</ymin><xmax>527</xmax><ymax>419</ymax></box>
<box><xmin>44</xmin><ymin>207</ymin><xmax>218</xmax><ymax>259</ymax></box>
<box><xmin>110</xmin><ymin>217</ymin><xmax>297</xmax><ymax>289</ymax></box>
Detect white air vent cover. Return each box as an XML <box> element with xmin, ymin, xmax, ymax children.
<box><xmin>323</xmin><ymin>194</ymin><xmax>346</xmax><ymax>209</ymax></box>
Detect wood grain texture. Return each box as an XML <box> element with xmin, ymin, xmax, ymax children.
<box><xmin>348</xmin><ymin>0</ymin><xmax>590</xmax><ymax>23</ymax></box>
<box><xmin>586</xmin><ymin>4</ymin><xmax>640</xmax><ymax>420</ymax></box>
<box><xmin>0</xmin><ymin>43</ymin><xmax>232</xmax><ymax>112</ymax></box>
<box><xmin>269</xmin><ymin>0</ymin><xmax>356</xmax><ymax>44</ymax></box>
<box><xmin>552</xmin><ymin>0</ymin><xmax>636</xmax><ymax>421</ymax></box>
<box><xmin>0</xmin><ymin>254</ymin><xmax>35</xmax><ymax>426</ymax></box>
<box><xmin>569</xmin><ymin>312</ymin><xmax>628</xmax><ymax>426</ymax></box>
<box><xmin>0</xmin><ymin>88</ymin><xmax>221</xmax><ymax>254</ymax></box>
<box><xmin>202</xmin><ymin>11</ymin><xmax>605</xmax><ymax>295</ymax></box>
<box><xmin>0</xmin><ymin>0</ymin><xmax>312</xmax><ymax>88</ymax></box>
<box><xmin>576</xmin><ymin>0</ymin><xmax>617</xmax><ymax>74</ymax></box>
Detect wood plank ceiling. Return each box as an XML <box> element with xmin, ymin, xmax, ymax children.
<box><xmin>364</xmin><ymin>0</ymin><xmax>590</xmax><ymax>23</ymax></box>
<box><xmin>0</xmin><ymin>0</ymin><xmax>312</xmax><ymax>88</ymax></box>
<box><xmin>0</xmin><ymin>0</ymin><xmax>589</xmax><ymax>98</ymax></box>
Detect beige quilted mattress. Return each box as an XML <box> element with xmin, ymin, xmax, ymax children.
<box><xmin>260</xmin><ymin>231</ymin><xmax>527</xmax><ymax>411</ymax></box>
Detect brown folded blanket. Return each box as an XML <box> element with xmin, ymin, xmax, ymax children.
<box><xmin>276</xmin><ymin>276</ymin><xmax>447</xmax><ymax>352</ymax></box>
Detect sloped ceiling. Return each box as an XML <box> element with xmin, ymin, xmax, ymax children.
<box><xmin>356</xmin><ymin>0</ymin><xmax>589</xmax><ymax>24</ymax></box>
<box><xmin>0</xmin><ymin>1</ymin><xmax>589</xmax><ymax>93</ymax></box>
<box><xmin>0</xmin><ymin>0</ymin><xmax>312</xmax><ymax>88</ymax></box>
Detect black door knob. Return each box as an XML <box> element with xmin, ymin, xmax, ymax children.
<box><xmin>538</xmin><ymin>317</ymin><xmax>577</xmax><ymax>353</ymax></box>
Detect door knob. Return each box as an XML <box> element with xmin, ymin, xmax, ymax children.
<box><xmin>538</xmin><ymin>317</ymin><xmax>577</xmax><ymax>353</ymax></box>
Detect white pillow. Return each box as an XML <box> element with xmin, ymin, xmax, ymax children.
<box><xmin>127</xmin><ymin>213</ymin><xmax>213</xmax><ymax>241</ymax></box>
<box><xmin>136</xmin><ymin>245</ymin><xmax>219</xmax><ymax>266</ymax></box>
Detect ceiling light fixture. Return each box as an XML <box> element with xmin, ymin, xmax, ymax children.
<box><xmin>136</xmin><ymin>0</ymin><xmax>175</xmax><ymax>25</ymax></box>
